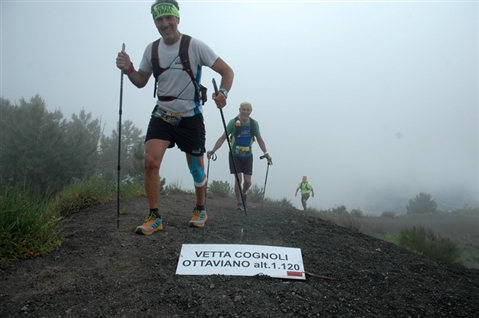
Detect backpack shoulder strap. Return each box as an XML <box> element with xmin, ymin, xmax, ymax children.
<box><xmin>250</xmin><ymin>117</ymin><xmax>256</xmax><ymax>138</ymax></box>
<box><xmin>151</xmin><ymin>36</ymin><xmax>193</xmax><ymax>97</ymax></box>
<box><xmin>178</xmin><ymin>34</ymin><xmax>194</xmax><ymax>81</ymax></box>
<box><xmin>151</xmin><ymin>38</ymin><xmax>162</xmax><ymax>97</ymax></box>
<box><xmin>151</xmin><ymin>38</ymin><xmax>161</xmax><ymax>79</ymax></box>
<box><xmin>151</xmin><ymin>35</ymin><xmax>207</xmax><ymax>103</ymax></box>
<box><xmin>234</xmin><ymin>116</ymin><xmax>257</xmax><ymax>142</ymax></box>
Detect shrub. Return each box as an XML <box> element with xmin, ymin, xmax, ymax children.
<box><xmin>274</xmin><ymin>197</ymin><xmax>295</xmax><ymax>209</ymax></box>
<box><xmin>319</xmin><ymin>206</ymin><xmax>362</xmax><ymax>231</ymax></box>
<box><xmin>247</xmin><ymin>183</ymin><xmax>264</xmax><ymax>203</ymax></box>
<box><xmin>449</xmin><ymin>205</ymin><xmax>479</xmax><ymax>217</ymax></box>
<box><xmin>350</xmin><ymin>208</ymin><xmax>364</xmax><ymax>218</ymax></box>
<box><xmin>381</xmin><ymin>210</ymin><xmax>396</xmax><ymax>218</ymax></box>
<box><xmin>398</xmin><ymin>225</ymin><xmax>462</xmax><ymax>264</ymax></box>
<box><xmin>331</xmin><ymin>205</ymin><xmax>348</xmax><ymax>215</ymax></box>
<box><xmin>163</xmin><ymin>180</ymin><xmax>192</xmax><ymax>195</ymax></box>
<box><xmin>208</xmin><ymin>180</ymin><xmax>233</xmax><ymax>198</ymax></box>
<box><xmin>337</xmin><ymin>212</ymin><xmax>362</xmax><ymax>232</ymax></box>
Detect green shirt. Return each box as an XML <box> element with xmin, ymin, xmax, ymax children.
<box><xmin>226</xmin><ymin>117</ymin><xmax>260</xmax><ymax>158</ymax></box>
<box><xmin>298</xmin><ymin>181</ymin><xmax>313</xmax><ymax>195</ymax></box>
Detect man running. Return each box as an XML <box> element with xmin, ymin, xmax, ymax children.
<box><xmin>207</xmin><ymin>102</ymin><xmax>272</xmax><ymax>210</ymax></box>
<box><xmin>295</xmin><ymin>176</ymin><xmax>314</xmax><ymax>210</ymax></box>
<box><xmin>116</xmin><ymin>0</ymin><xmax>234</xmax><ymax>235</ymax></box>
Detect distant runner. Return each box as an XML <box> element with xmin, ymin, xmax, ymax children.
<box><xmin>295</xmin><ymin>176</ymin><xmax>314</xmax><ymax>210</ymax></box>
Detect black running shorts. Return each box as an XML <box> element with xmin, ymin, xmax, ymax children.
<box><xmin>229</xmin><ymin>154</ymin><xmax>253</xmax><ymax>175</ymax></box>
<box><xmin>145</xmin><ymin>112</ymin><xmax>206</xmax><ymax>156</ymax></box>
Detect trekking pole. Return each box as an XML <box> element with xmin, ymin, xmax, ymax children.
<box><xmin>212</xmin><ymin>78</ymin><xmax>247</xmax><ymax>215</ymax></box>
<box><xmin>260</xmin><ymin>155</ymin><xmax>270</xmax><ymax>208</ymax></box>
<box><xmin>116</xmin><ymin>43</ymin><xmax>125</xmax><ymax>230</ymax></box>
<box><xmin>205</xmin><ymin>151</ymin><xmax>217</xmax><ymax>203</ymax></box>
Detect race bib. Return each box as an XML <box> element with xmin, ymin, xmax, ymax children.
<box><xmin>153</xmin><ymin>107</ymin><xmax>183</xmax><ymax>126</ymax></box>
<box><xmin>235</xmin><ymin>145</ymin><xmax>250</xmax><ymax>156</ymax></box>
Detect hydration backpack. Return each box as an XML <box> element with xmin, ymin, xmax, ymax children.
<box><xmin>151</xmin><ymin>34</ymin><xmax>207</xmax><ymax>105</ymax></box>
<box><xmin>234</xmin><ymin>116</ymin><xmax>257</xmax><ymax>142</ymax></box>
<box><xmin>300</xmin><ymin>182</ymin><xmax>311</xmax><ymax>191</ymax></box>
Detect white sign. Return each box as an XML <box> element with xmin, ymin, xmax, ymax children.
<box><xmin>176</xmin><ymin>244</ymin><xmax>306</xmax><ymax>280</ymax></box>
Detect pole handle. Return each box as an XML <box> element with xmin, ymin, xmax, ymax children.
<box><xmin>212</xmin><ymin>78</ymin><xmax>219</xmax><ymax>94</ymax></box>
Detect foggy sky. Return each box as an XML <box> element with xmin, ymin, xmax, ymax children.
<box><xmin>1</xmin><ymin>1</ymin><xmax>478</xmax><ymax>213</ymax></box>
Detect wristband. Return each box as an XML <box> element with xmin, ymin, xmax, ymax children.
<box><xmin>219</xmin><ymin>87</ymin><xmax>228</xmax><ymax>99</ymax></box>
<box><xmin>124</xmin><ymin>62</ymin><xmax>135</xmax><ymax>75</ymax></box>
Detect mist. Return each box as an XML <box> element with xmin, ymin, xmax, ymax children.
<box><xmin>2</xmin><ymin>1</ymin><xmax>477</xmax><ymax>213</ymax></box>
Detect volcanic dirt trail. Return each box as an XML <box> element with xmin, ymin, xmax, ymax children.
<box><xmin>1</xmin><ymin>193</ymin><xmax>478</xmax><ymax>317</ymax></box>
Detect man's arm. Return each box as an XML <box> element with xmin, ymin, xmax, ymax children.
<box><xmin>210</xmin><ymin>57</ymin><xmax>234</xmax><ymax>108</ymax></box>
<box><xmin>126</xmin><ymin>69</ymin><xmax>151</xmax><ymax>88</ymax></box>
<box><xmin>116</xmin><ymin>51</ymin><xmax>151</xmax><ymax>88</ymax></box>
<box><xmin>210</xmin><ymin>57</ymin><xmax>234</xmax><ymax>92</ymax></box>
<box><xmin>207</xmin><ymin>133</ymin><xmax>227</xmax><ymax>159</ymax></box>
<box><xmin>256</xmin><ymin>135</ymin><xmax>273</xmax><ymax>165</ymax></box>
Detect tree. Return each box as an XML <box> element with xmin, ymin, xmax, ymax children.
<box><xmin>406</xmin><ymin>192</ymin><xmax>438</xmax><ymax>215</ymax></box>
<box><xmin>64</xmin><ymin>110</ymin><xmax>102</xmax><ymax>179</ymax></box>
<box><xmin>0</xmin><ymin>95</ymin><xmax>101</xmax><ymax>195</ymax></box>
<box><xmin>97</xmin><ymin>120</ymin><xmax>144</xmax><ymax>183</ymax></box>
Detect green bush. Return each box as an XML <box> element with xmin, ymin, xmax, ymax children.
<box><xmin>398</xmin><ymin>225</ymin><xmax>462</xmax><ymax>264</ymax></box>
<box><xmin>337</xmin><ymin>213</ymin><xmax>362</xmax><ymax>232</ymax></box>
<box><xmin>208</xmin><ymin>180</ymin><xmax>233</xmax><ymax>198</ymax></box>
<box><xmin>331</xmin><ymin>205</ymin><xmax>348</xmax><ymax>215</ymax></box>
<box><xmin>350</xmin><ymin>208</ymin><xmax>364</xmax><ymax>218</ymax></box>
<box><xmin>274</xmin><ymin>197</ymin><xmax>295</xmax><ymax>209</ymax></box>
<box><xmin>163</xmin><ymin>180</ymin><xmax>192</xmax><ymax>195</ymax></box>
<box><xmin>449</xmin><ymin>205</ymin><xmax>479</xmax><ymax>217</ymax></box>
<box><xmin>381</xmin><ymin>210</ymin><xmax>396</xmax><ymax>218</ymax></box>
<box><xmin>246</xmin><ymin>183</ymin><xmax>264</xmax><ymax>203</ymax></box>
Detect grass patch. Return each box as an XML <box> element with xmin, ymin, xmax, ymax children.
<box><xmin>53</xmin><ymin>177</ymin><xmax>116</xmax><ymax>215</ymax></box>
<box><xmin>1</xmin><ymin>177</ymin><xmax>146</xmax><ymax>267</ymax></box>
<box><xmin>374</xmin><ymin>231</ymin><xmax>401</xmax><ymax>245</ymax></box>
<box><xmin>162</xmin><ymin>180</ymin><xmax>193</xmax><ymax>195</ymax></box>
<box><xmin>1</xmin><ymin>185</ymin><xmax>62</xmax><ymax>267</ymax></box>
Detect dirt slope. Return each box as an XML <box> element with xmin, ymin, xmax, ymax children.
<box><xmin>1</xmin><ymin>193</ymin><xmax>478</xmax><ymax>317</ymax></box>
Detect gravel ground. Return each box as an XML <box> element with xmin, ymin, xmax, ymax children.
<box><xmin>1</xmin><ymin>193</ymin><xmax>478</xmax><ymax>317</ymax></box>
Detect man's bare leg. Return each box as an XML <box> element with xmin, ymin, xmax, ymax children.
<box><xmin>144</xmin><ymin>139</ymin><xmax>169</xmax><ymax>209</ymax></box>
<box><xmin>135</xmin><ymin>139</ymin><xmax>169</xmax><ymax>235</ymax></box>
<box><xmin>234</xmin><ymin>173</ymin><xmax>244</xmax><ymax>202</ymax></box>
<box><xmin>187</xmin><ymin>153</ymin><xmax>208</xmax><ymax>227</ymax></box>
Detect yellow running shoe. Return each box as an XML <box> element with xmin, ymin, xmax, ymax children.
<box><xmin>189</xmin><ymin>207</ymin><xmax>208</xmax><ymax>228</ymax></box>
<box><xmin>135</xmin><ymin>213</ymin><xmax>163</xmax><ymax>235</ymax></box>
